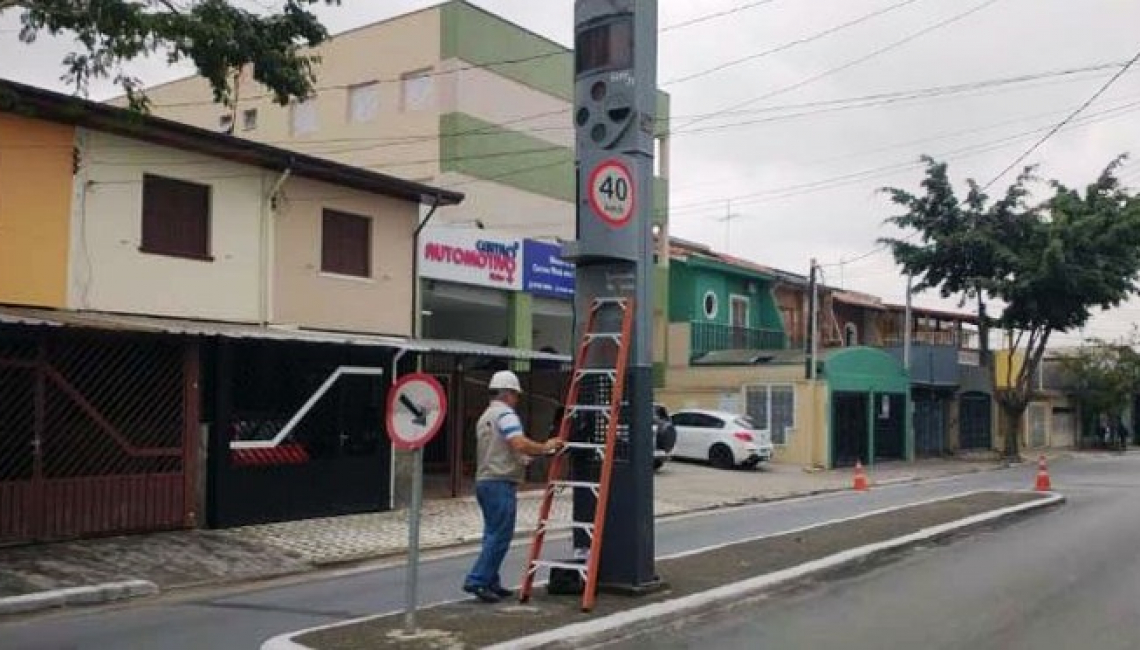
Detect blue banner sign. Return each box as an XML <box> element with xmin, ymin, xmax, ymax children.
<box><xmin>522</xmin><ymin>240</ymin><xmax>575</xmax><ymax>300</ymax></box>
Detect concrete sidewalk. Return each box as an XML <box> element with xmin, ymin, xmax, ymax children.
<box><xmin>0</xmin><ymin>457</ymin><xmax>1006</xmax><ymax>613</ymax></box>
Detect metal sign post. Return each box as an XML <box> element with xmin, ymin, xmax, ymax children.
<box><xmin>385</xmin><ymin>373</ymin><xmax>447</xmax><ymax>634</ymax></box>
<box><xmin>565</xmin><ymin>0</ymin><xmax>660</xmax><ymax>592</ymax></box>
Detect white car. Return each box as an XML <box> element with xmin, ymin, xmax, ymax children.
<box><xmin>669</xmin><ymin>409</ymin><xmax>774</xmax><ymax>470</ymax></box>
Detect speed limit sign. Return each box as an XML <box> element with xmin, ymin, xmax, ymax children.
<box><xmin>588</xmin><ymin>159</ymin><xmax>636</xmax><ymax>228</ymax></box>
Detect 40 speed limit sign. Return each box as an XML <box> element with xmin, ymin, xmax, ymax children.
<box><xmin>587</xmin><ymin>159</ymin><xmax>636</xmax><ymax>228</ymax></box>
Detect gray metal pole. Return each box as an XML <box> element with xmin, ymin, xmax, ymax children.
<box><xmin>404</xmin><ymin>447</ymin><xmax>423</xmax><ymax>634</ymax></box>
<box><xmin>810</xmin><ymin>260</ymin><xmax>820</xmax><ymax>380</ymax></box>
<box><xmin>904</xmin><ymin>274</ymin><xmax>913</xmax><ymax>371</ymax></box>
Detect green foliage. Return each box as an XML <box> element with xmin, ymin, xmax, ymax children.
<box><xmin>879</xmin><ymin>155</ymin><xmax>1140</xmax><ymax>457</ymax></box>
<box><xmin>1059</xmin><ymin>334</ymin><xmax>1140</xmax><ymax>425</ymax></box>
<box><xmin>4</xmin><ymin>0</ymin><xmax>340</xmax><ymax>110</ymax></box>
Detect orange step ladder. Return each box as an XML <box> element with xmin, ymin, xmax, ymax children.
<box><xmin>519</xmin><ymin>297</ymin><xmax>634</xmax><ymax>612</ymax></box>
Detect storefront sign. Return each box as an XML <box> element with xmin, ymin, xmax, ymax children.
<box><xmin>419</xmin><ymin>229</ymin><xmax>523</xmax><ymax>290</ymax></box>
<box><xmin>522</xmin><ymin>240</ymin><xmax>575</xmax><ymax>300</ymax></box>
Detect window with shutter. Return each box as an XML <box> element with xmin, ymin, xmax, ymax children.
<box><xmin>321</xmin><ymin>209</ymin><xmax>372</xmax><ymax>278</ymax></box>
<box><xmin>140</xmin><ymin>174</ymin><xmax>212</xmax><ymax>261</ymax></box>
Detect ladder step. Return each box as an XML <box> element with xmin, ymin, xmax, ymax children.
<box><xmin>562</xmin><ymin>442</ymin><xmax>605</xmax><ymax>451</ymax></box>
<box><xmin>568</xmin><ymin>405</ymin><xmax>613</xmax><ymax>414</ymax></box>
<box><xmin>539</xmin><ymin>521</ymin><xmax>595</xmax><ymax>534</ymax></box>
<box><xmin>575</xmin><ymin>369</ymin><xmax>617</xmax><ymax>379</ymax></box>
<box><xmin>550</xmin><ymin>480</ymin><xmax>601</xmax><ymax>493</ymax></box>
<box><xmin>584</xmin><ymin>333</ymin><xmax>622</xmax><ymax>342</ymax></box>
<box><xmin>530</xmin><ymin>560</ymin><xmax>588</xmax><ymax>574</ymax></box>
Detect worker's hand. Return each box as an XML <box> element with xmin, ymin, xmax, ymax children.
<box><xmin>544</xmin><ymin>438</ymin><xmax>565</xmax><ymax>454</ymax></box>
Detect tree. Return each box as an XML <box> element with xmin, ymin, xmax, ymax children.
<box><xmin>1058</xmin><ymin>334</ymin><xmax>1140</xmax><ymax>446</ymax></box>
<box><xmin>881</xmin><ymin>156</ymin><xmax>1140</xmax><ymax>459</ymax></box>
<box><xmin>1</xmin><ymin>0</ymin><xmax>340</xmax><ymax>110</ymax></box>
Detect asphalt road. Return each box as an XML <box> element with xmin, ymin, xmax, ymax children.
<box><xmin>605</xmin><ymin>453</ymin><xmax>1140</xmax><ymax>650</ymax></box>
<box><xmin>0</xmin><ymin>459</ymin><xmax>1077</xmax><ymax>650</ymax></box>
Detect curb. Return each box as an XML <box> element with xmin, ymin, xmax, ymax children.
<box><xmin>262</xmin><ymin>491</ymin><xmax>1063</xmax><ymax>650</ymax></box>
<box><xmin>1</xmin><ymin>462</ymin><xmax>1009</xmax><ymax>618</ymax></box>
<box><xmin>487</xmin><ymin>492</ymin><xmax>1066</xmax><ymax>650</ymax></box>
<box><xmin>0</xmin><ymin>580</ymin><xmax>158</xmax><ymax>616</ymax></box>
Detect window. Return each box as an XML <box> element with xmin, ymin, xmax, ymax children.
<box><xmin>348</xmin><ymin>82</ymin><xmax>380</xmax><ymax>123</ymax></box>
<box><xmin>141</xmin><ymin>174</ymin><xmax>212</xmax><ymax>261</ymax></box>
<box><xmin>291</xmin><ymin>98</ymin><xmax>319</xmax><ymax>135</ymax></box>
<box><xmin>321</xmin><ymin>209</ymin><xmax>371</xmax><ymax>278</ymax></box>
<box><xmin>745</xmin><ymin>385</ymin><xmax>795</xmax><ymax>445</ymax></box>
<box><xmin>730</xmin><ymin>295</ymin><xmax>749</xmax><ymax>329</ymax></box>
<box><xmin>401</xmin><ymin>70</ymin><xmax>434</xmax><ymax>112</ymax></box>
<box><xmin>242</xmin><ymin>108</ymin><xmax>258</xmax><ymax>131</ymax></box>
<box><xmin>702</xmin><ymin>291</ymin><xmax>718</xmax><ymax>320</ymax></box>
<box><xmin>675</xmin><ymin>413</ymin><xmax>723</xmax><ymax>429</ymax></box>
<box><xmin>670</xmin><ymin>412</ymin><xmax>700</xmax><ymax>427</ymax></box>
<box><xmin>218</xmin><ymin>113</ymin><xmax>234</xmax><ymax>133</ymax></box>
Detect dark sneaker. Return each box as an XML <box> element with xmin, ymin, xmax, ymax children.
<box><xmin>462</xmin><ymin>584</ymin><xmax>501</xmax><ymax>603</ymax></box>
<box><xmin>489</xmin><ymin>585</ymin><xmax>514</xmax><ymax>599</ymax></box>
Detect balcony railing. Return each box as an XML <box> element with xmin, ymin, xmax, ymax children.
<box><xmin>691</xmin><ymin>321</ymin><xmax>786</xmax><ymax>358</ymax></box>
<box><xmin>881</xmin><ymin>330</ymin><xmax>978</xmax><ymax>349</ymax></box>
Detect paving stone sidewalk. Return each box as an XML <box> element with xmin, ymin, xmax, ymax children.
<box><xmin>0</xmin><ymin>457</ymin><xmax>1007</xmax><ymax>602</ymax></box>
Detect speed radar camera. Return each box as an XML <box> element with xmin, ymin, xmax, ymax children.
<box><xmin>567</xmin><ymin>0</ymin><xmax>657</xmax><ymax>264</ymax></box>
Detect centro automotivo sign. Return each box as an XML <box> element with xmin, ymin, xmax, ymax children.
<box><xmin>419</xmin><ymin>228</ymin><xmax>523</xmax><ymax>290</ymax></box>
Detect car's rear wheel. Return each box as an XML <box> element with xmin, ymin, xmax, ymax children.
<box><xmin>709</xmin><ymin>444</ymin><xmax>735</xmax><ymax>470</ymax></box>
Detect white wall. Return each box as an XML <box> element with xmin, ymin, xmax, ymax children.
<box><xmin>71</xmin><ymin>129</ymin><xmax>267</xmax><ymax>322</ymax></box>
<box><xmin>434</xmin><ymin>171</ymin><xmax>573</xmax><ymax>239</ymax></box>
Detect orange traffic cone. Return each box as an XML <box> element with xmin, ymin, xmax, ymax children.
<box><xmin>853</xmin><ymin>460</ymin><xmax>869</xmax><ymax>492</ymax></box>
<box><xmin>1034</xmin><ymin>455</ymin><xmax>1052</xmax><ymax>492</ymax></box>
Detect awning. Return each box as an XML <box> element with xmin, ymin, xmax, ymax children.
<box><xmin>0</xmin><ymin>306</ymin><xmax>570</xmax><ymax>363</ymax></box>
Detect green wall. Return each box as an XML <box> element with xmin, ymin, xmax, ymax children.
<box><xmin>440</xmin><ymin>1</ymin><xmax>670</xmax><ymax>132</ymax></box>
<box><xmin>667</xmin><ymin>258</ymin><xmax>782</xmax><ymax>331</ymax></box>
<box><xmin>439</xmin><ymin>112</ymin><xmax>574</xmax><ymax>201</ymax></box>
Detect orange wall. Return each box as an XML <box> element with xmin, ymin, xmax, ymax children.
<box><xmin>0</xmin><ymin>114</ymin><xmax>74</xmax><ymax>307</ymax></box>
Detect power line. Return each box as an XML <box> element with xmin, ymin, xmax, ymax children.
<box><xmin>664</xmin><ymin>0</ymin><xmax>924</xmax><ymax>86</ymax></box>
<box><xmin>668</xmin><ymin>98</ymin><xmax>1140</xmax><ymax>219</ymax></box>
<box><xmin>674</xmin><ymin>0</ymin><xmax>1006</xmax><ymax>134</ymax></box>
<box><xmin>660</xmin><ymin>0</ymin><xmax>778</xmax><ymax>33</ymax></box>
<box><xmin>983</xmin><ymin>44</ymin><xmax>1140</xmax><ymax>190</ymax></box>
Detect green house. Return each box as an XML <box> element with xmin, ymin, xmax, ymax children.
<box><xmin>668</xmin><ymin>242</ymin><xmax>787</xmax><ymax>362</ymax></box>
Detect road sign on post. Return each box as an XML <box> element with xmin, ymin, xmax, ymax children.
<box><xmin>563</xmin><ymin>0</ymin><xmax>661</xmax><ymax>595</ymax></box>
<box><xmin>588</xmin><ymin>158</ymin><xmax>637</xmax><ymax>227</ymax></box>
<box><xmin>385</xmin><ymin>373</ymin><xmax>447</xmax><ymax>635</ymax></box>
<box><xmin>386</xmin><ymin>374</ymin><xmax>447</xmax><ymax>450</ymax></box>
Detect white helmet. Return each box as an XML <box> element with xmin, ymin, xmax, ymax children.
<box><xmin>489</xmin><ymin>370</ymin><xmax>523</xmax><ymax>393</ymax></box>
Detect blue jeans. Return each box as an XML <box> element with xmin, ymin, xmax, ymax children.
<box><xmin>465</xmin><ymin>480</ymin><xmax>518</xmax><ymax>589</ymax></box>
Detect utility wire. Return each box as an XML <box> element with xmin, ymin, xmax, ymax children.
<box><xmin>674</xmin><ymin>0</ymin><xmax>1005</xmax><ymax>134</ymax></box>
<box><xmin>664</xmin><ymin>0</ymin><xmax>925</xmax><ymax>85</ymax></box>
<box><xmin>661</xmin><ymin>0</ymin><xmax>778</xmax><ymax>33</ymax></box>
<box><xmin>982</xmin><ymin>44</ymin><xmax>1140</xmax><ymax>190</ymax></box>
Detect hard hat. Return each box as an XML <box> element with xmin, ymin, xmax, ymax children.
<box><xmin>489</xmin><ymin>370</ymin><xmax>523</xmax><ymax>393</ymax></box>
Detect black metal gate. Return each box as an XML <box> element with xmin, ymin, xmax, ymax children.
<box><xmin>208</xmin><ymin>340</ymin><xmax>392</xmax><ymax>528</ymax></box>
<box><xmin>874</xmin><ymin>393</ymin><xmax>907</xmax><ymax>461</ymax></box>
<box><xmin>959</xmin><ymin>392</ymin><xmax>993</xmax><ymax>450</ymax></box>
<box><xmin>914</xmin><ymin>393</ymin><xmax>948</xmax><ymax>457</ymax></box>
<box><xmin>832</xmin><ymin>392</ymin><xmax>869</xmax><ymax>467</ymax></box>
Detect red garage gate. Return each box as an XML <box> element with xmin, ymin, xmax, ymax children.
<box><xmin>0</xmin><ymin>328</ymin><xmax>198</xmax><ymax>545</ymax></box>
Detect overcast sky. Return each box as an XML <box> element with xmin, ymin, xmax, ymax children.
<box><xmin>3</xmin><ymin>0</ymin><xmax>1140</xmax><ymax>345</ymax></box>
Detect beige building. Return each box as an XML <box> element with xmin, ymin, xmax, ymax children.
<box><xmin>2</xmin><ymin>78</ymin><xmax>460</xmax><ymax>335</ymax></box>
<box><xmin>130</xmin><ymin>0</ymin><xmax>673</xmax><ymax>376</ymax></box>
